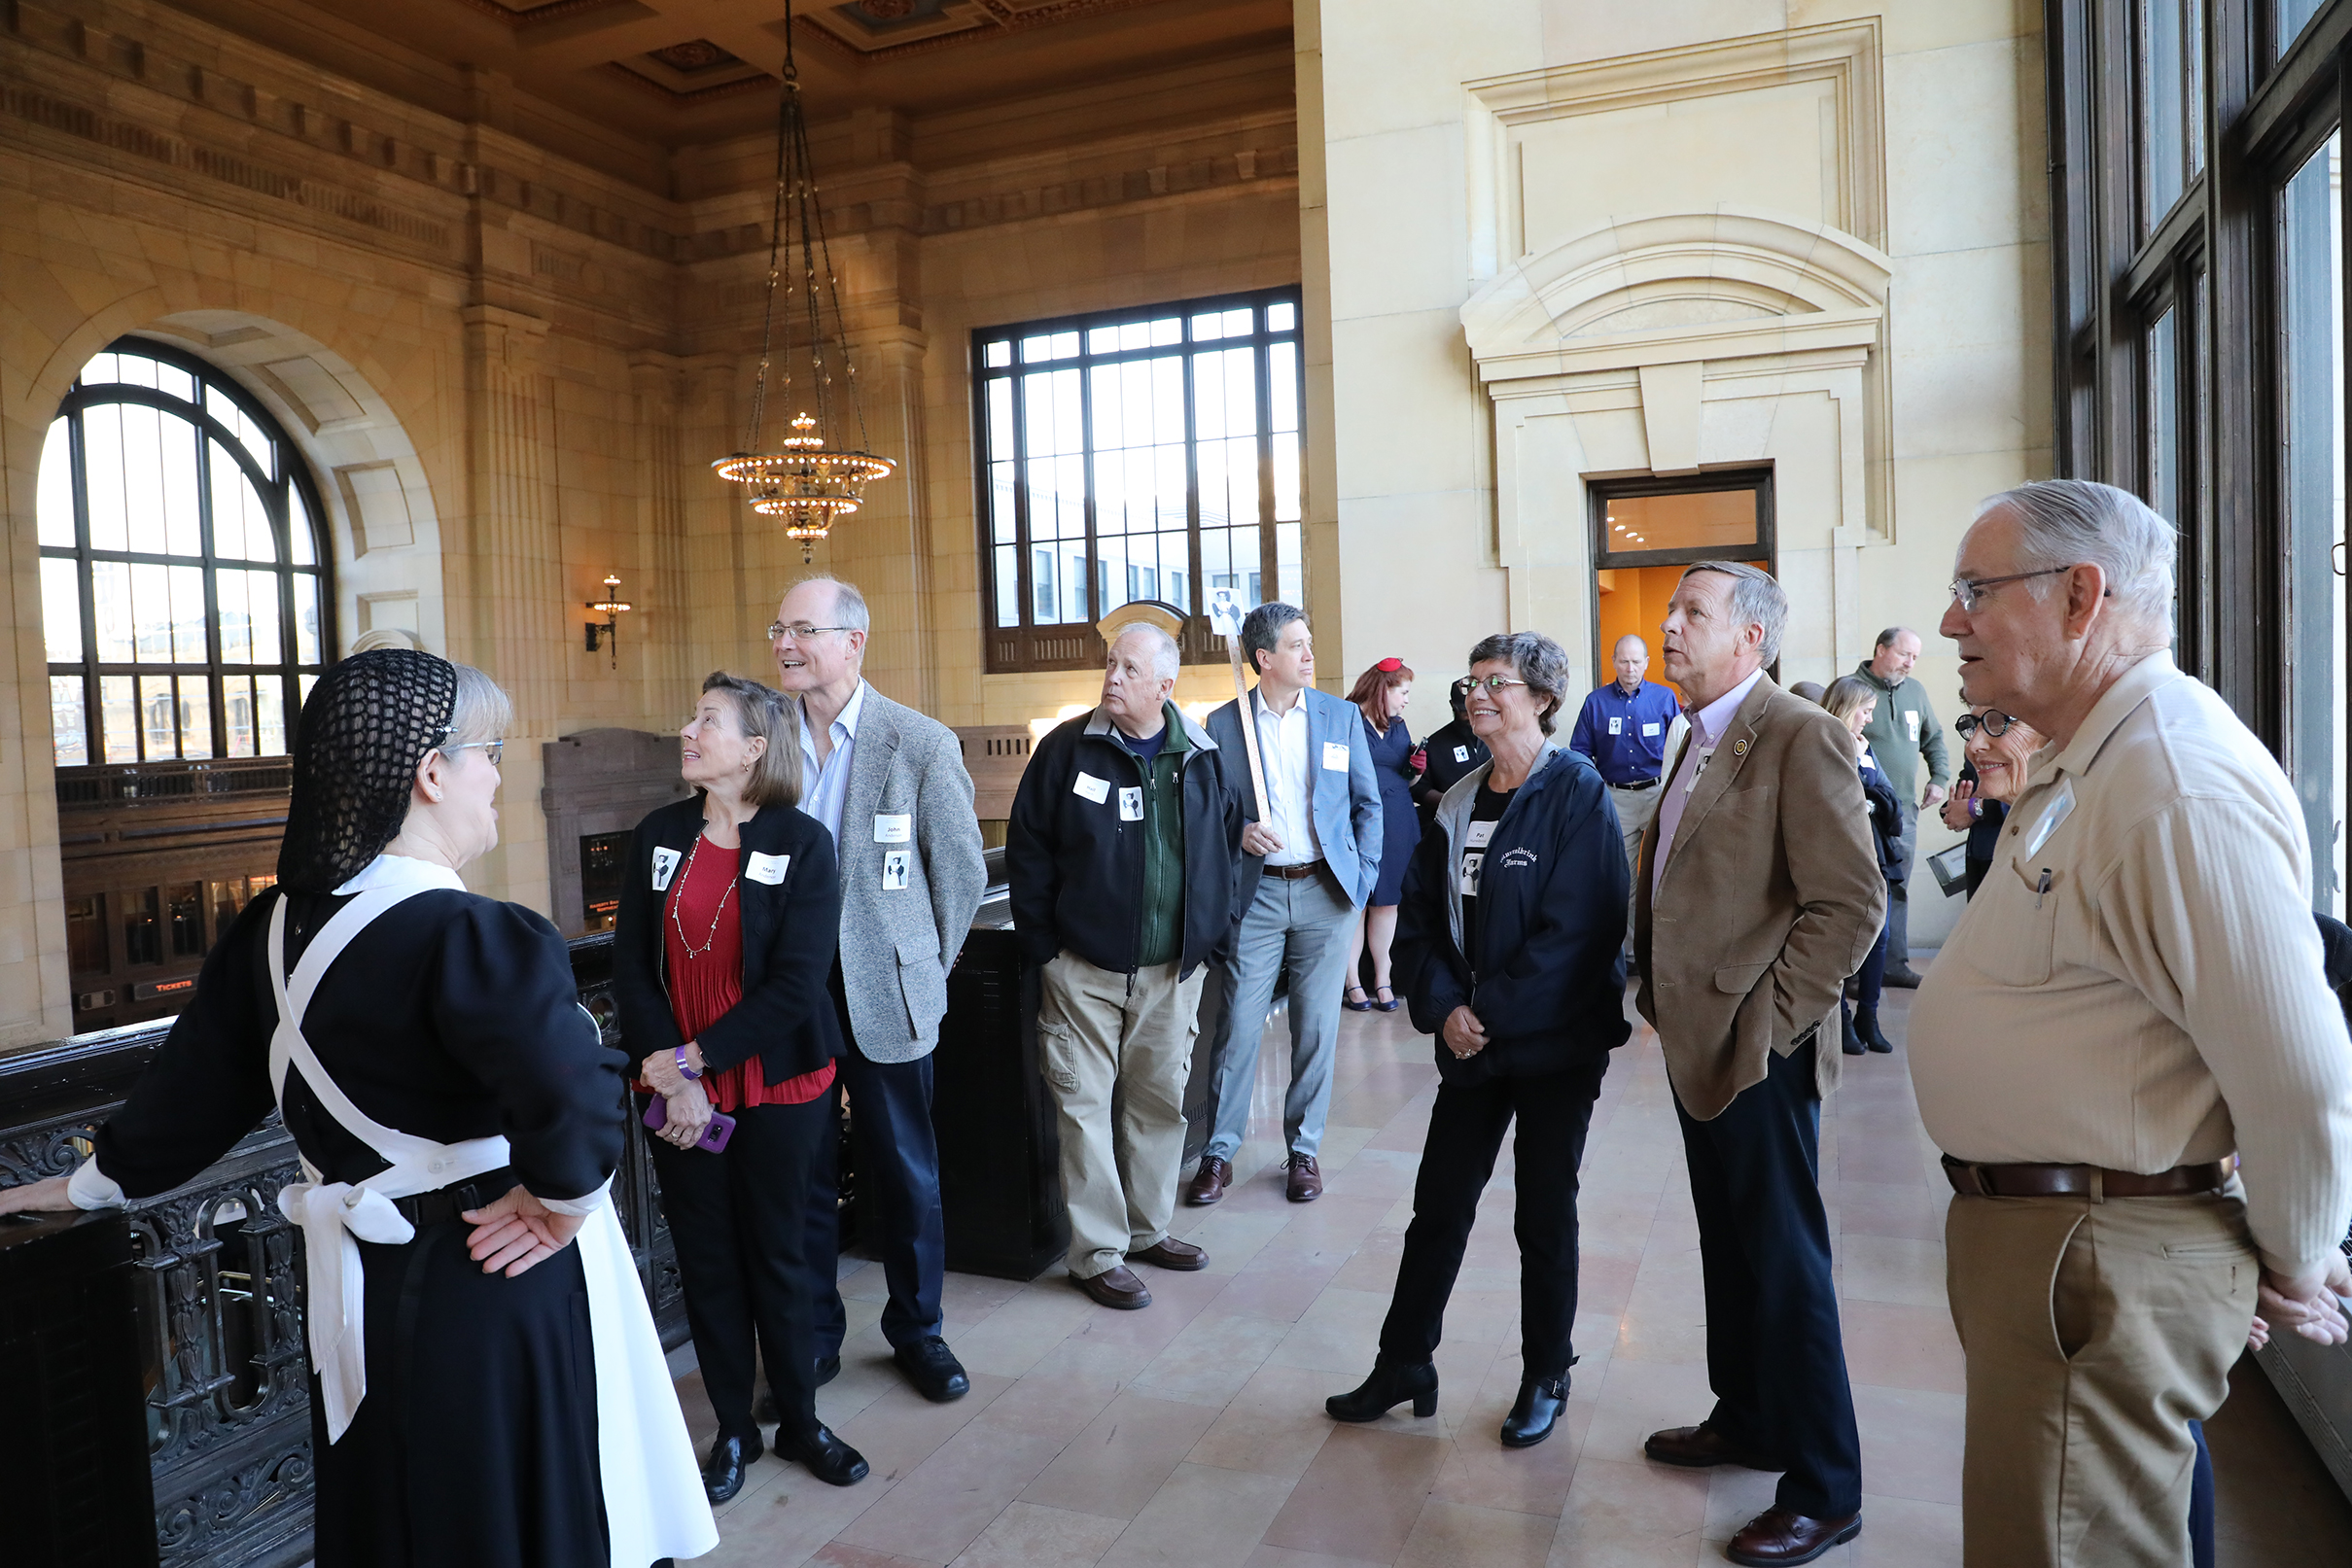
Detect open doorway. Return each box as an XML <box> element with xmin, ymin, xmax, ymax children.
<box><xmin>1590</xmin><ymin>469</ymin><xmax>1776</xmax><ymax>698</ymax></box>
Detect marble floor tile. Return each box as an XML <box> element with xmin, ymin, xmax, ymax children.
<box><xmin>1261</xmin><ymin>1423</ymin><xmax>1452</xmax><ymax>1562</ymax></box>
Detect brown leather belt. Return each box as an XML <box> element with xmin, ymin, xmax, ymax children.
<box><xmin>1263</xmin><ymin>860</ymin><xmax>1327</xmax><ymax>881</ymax></box>
<box><xmin>1941</xmin><ymin>1153</ymin><xmax>2233</xmax><ymax>1200</ymax></box>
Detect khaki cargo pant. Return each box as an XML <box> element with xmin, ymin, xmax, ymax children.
<box><xmin>1945</xmin><ymin>1186</ymin><xmax>2259</xmax><ymax>1568</ymax></box>
<box><xmin>1037</xmin><ymin>952</ymin><xmax>1204</xmax><ymax>1281</ymax></box>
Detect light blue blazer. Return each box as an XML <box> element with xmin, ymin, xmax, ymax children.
<box><xmin>1206</xmin><ymin>685</ymin><xmax>1385</xmax><ymax>912</ymax></box>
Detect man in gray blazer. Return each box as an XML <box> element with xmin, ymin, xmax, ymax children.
<box><xmin>1187</xmin><ymin>603</ymin><xmax>1383</xmax><ymax>1205</ymax></box>
<box><xmin>772</xmin><ymin>575</ymin><xmax>988</xmax><ymax>1404</ymax></box>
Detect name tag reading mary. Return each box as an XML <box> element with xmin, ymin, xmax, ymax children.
<box><xmin>746</xmin><ymin>852</ymin><xmax>790</xmax><ymax>886</ymax></box>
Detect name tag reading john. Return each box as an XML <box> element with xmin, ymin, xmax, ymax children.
<box><xmin>746</xmin><ymin>852</ymin><xmax>790</xmax><ymax>886</ymax></box>
<box><xmin>873</xmin><ymin>813</ymin><xmax>911</xmax><ymax>843</ymax></box>
<box><xmin>1321</xmin><ymin>741</ymin><xmax>1351</xmax><ymax>772</ymax></box>
<box><xmin>1073</xmin><ymin>771</ymin><xmax>1111</xmax><ymax>804</ymax></box>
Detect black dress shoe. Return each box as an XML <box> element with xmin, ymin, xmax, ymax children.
<box><xmin>1500</xmin><ymin>1374</ymin><xmax>1567</xmax><ymax>1448</ymax></box>
<box><xmin>895</xmin><ymin>1336</ymin><xmax>970</xmax><ymax>1402</ymax></box>
<box><xmin>1325</xmin><ymin>1358</ymin><xmax>1438</xmax><ymax>1422</ymax></box>
<box><xmin>701</xmin><ymin>1431</ymin><xmax>760</xmax><ymax>1504</ymax></box>
<box><xmin>776</xmin><ymin>1423</ymin><xmax>869</xmax><ymax>1486</ymax></box>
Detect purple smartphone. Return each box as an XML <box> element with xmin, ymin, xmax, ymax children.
<box><xmin>644</xmin><ymin>1098</ymin><xmax>735</xmax><ymax>1153</ymax></box>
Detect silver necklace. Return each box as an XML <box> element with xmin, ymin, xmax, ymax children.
<box><xmin>668</xmin><ymin>834</ymin><xmax>739</xmax><ymax>959</ymax></box>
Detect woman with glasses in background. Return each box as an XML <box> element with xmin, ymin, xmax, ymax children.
<box><xmin>1939</xmin><ymin>705</ymin><xmax>2044</xmax><ymax>899</ymax></box>
<box><xmin>1819</xmin><ymin>676</ymin><xmax>1904</xmax><ymax>1056</ymax></box>
<box><xmin>614</xmin><ymin>671</ymin><xmax>869</xmax><ymax>1501</ymax></box>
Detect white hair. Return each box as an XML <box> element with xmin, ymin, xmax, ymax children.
<box><xmin>1111</xmin><ymin>621</ymin><xmax>1180</xmax><ymax>682</ymax></box>
<box><xmin>1976</xmin><ymin>480</ymin><xmax>2176</xmax><ymax>635</ymax></box>
<box><xmin>790</xmin><ymin>573</ymin><xmax>870</xmax><ymax>633</ymax></box>
<box><xmin>1679</xmin><ymin>561</ymin><xmax>1788</xmax><ymax>663</ymax></box>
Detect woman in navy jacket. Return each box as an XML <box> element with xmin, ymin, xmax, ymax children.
<box><xmin>1325</xmin><ymin>631</ymin><xmax>1630</xmax><ymax>1450</ymax></box>
<box><xmin>1821</xmin><ymin>677</ymin><xmax>1903</xmax><ymax>1056</ymax></box>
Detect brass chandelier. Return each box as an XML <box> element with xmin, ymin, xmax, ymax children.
<box><xmin>712</xmin><ymin>0</ymin><xmax>894</xmax><ymax>561</ymax></box>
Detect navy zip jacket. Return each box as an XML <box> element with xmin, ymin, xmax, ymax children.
<box><xmin>1005</xmin><ymin>705</ymin><xmax>1245</xmax><ymax>979</ymax></box>
<box><xmin>1393</xmin><ymin>740</ymin><xmax>1632</xmax><ymax>1085</ymax></box>
<box><xmin>1859</xmin><ymin>754</ymin><xmax>1906</xmax><ymax>884</ymax></box>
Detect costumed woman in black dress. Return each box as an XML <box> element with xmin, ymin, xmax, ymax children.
<box><xmin>615</xmin><ymin>673</ymin><xmax>868</xmax><ymax>1500</ymax></box>
<box><xmin>1342</xmin><ymin>656</ymin><xmax>1422</xmax><ymax>1012</ymax></box>
<box><xmin>0</xmin><ymin>647</ymin><xmax>716</xmax><ymax>1568</ymax></box>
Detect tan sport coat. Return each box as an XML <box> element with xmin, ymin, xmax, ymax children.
<box><xmin>1634</xmin><ymin>674</ymin><xmax>1887</xmax><ymax>1120</ymax></box>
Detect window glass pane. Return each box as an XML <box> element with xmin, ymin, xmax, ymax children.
<box><xmin>91</xmin><ymin>560</ymin><xmax>132</xmax><ymax>662</ymax></box>
<box><xmin>988</xmin><ymin>380</ymin><xmax>1015</xmax><ymax>465</ymax></box>
<box><xmin>79</xmin><ymin>353</ymin><xmax>121</xmax><ymax>387</ymax></box>
<box><xmin>259</xmin><ymin>675</ymin><xmax>287</xmax><ymax>758</ymax></box>
<box><xmin>222</xmin><ymin>673</ymin><xmax>255</xmax><ymax>757</ymax></box>
<box><xmin>210</xmin><ymin>878</ymin><xmax>247</xmax><ymax>935</ymax></box>
<box><xmin>1277</xmin><ymin>521</ymin><xmax>1303</xmax><ymax>608</ymax></box>
<box><xmin>41</xmin><ymin>557</ymin><xmax>82</xmax><ymax>664</ymax></box>
<box><xmin>289</xmin><ymin>485</ymin><xmax>317</xmax><ymax>567</ymax></box>
<box><xmin>139</xmin><ymin>674</ymin><xmax>177</xmax><ymax>758</ymax></box>
<box><xmin>38</xmin><ymin>417</ymin><xmax>74</xmax><ymax>546</ymax></box>
<box><xmin>115</xmin><ymin>354</ymin><xmax>156</xmax><ymax>391</ymax></box>
<box><xmin>2147</xmin><ymin>308</ymin><xmax>2180</xmax><ymax>540</ymax></box>
<box><xmin>210</xmin><ymin>442</ymin><xmax>276</xmax><ymax>562</ymax></box>
<box><xmin>242</xmin><ymin>571</ymin><xmax>282</xmax><ymax>666</ymax></box>
<box><xmin>176</xmin><ymin>674</ymin><xmax>211</xmax><ymax>759</ymax></box>
<box><xmin>100</xmin><ymin>675</ymin><xmax>135</xmax><ymax>762</ymax></box>
<box><xmin>170</xmin><ymin>565</ymin><xmax>207</xmax><ymax>664</ymax></box>
<box><xmin>208</xmin><ymin>387</ymin><xmax>275</xmax><ymax>478</ymax></box>
<box><xmin>167</xmin><ymin>883</ymin><xmax>205</xmax><ymax>959</ymax></box>
<box><xmin>217</xmin><ymin>571</ymin><xmax>253</xmax><ymax>664</ymax></box>
<box><xmin>2281</xmin><ymin>131</ymin><xmax>2341</xmax><ymax>915</ymax></box>
<box><xmin>994</xmin><ymin>545</ymin><xmax>1020</xmax><ymax>628</ymax></box>
<box><xmin>294</xmin><ymin>575</ymin><xmax>321</xmax><ymax>665</ymax></box>
<box><xmin>51</xmin><ymin>676</ymin><xmax>87</xmax><ymax>767</ymax></box>
<box><xmin>2278</xmin><ymin>0</ymin><xmax>2325</xmax><ymax>58</ymax></box>
<box><xmin>299</xmin><ymin>673</ymin><xmax>317</xmax><ymax>712</ymax></box>
<box><xmin>1270</xmin><ymin>342</ymin><xmax>1300</xmax><ymax>435</ymax></box>
<box><xmin>122</xmin><ymin>887</ymin><xmax>160</xmax><ymax>966</ymax></box>
<box><xmin>1601</xmin><ymin>489</ymin><xmax>1763</xmax><ymax>555</ymax></box>
<box><xmin>1268</xmin><ymin>301</ymin><xmax>1298</xmax><ymax>332</ymax></box>
<box><xmin>2140</xmin><ymin>0</ymin><xmax>2201</xmax><ymax>229</ymax></box>
<box><xmin>153</xmin><ymin>361</ymin><xmax>196</xmax><ymax>404</ymax></box>
<box><xmin>128</xmin><ymin>562</ymin><xmax>175</xmax><ymax>663</ymax></box>
<box><xmin>984</xmin><ymin>340</ymin><xmax>1011</xmax><ymax>368</ymax></box>
<box><xmin>1273</xmin><ymin>433</ymin><xmax>1302</xmax><ymax>522</ymax></box>
<box><xmin>118</xmin><ymin>403</ymin><xmax>169</xmax><ymax>556</ymax></box>
<box><xmin>66</xmin><ymin>894</ymin><xmax>106</xmax><ymax>973</ymax></box>
<box><xmin>82</xmin><ymin>403</ymin><xmax>127</xmax><ymax>551</ymax></box>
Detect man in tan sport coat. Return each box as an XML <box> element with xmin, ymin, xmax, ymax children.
<box><xmin>1632</xmin><ymin>562</ymin><xmax>1885</xmax><ymax>1568</ymax></box>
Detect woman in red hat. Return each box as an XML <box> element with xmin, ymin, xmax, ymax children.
<box><xmin>1344</xmin><ymin>657</ymin><xmax>1421</xmax><ymax>1010</ymax></box>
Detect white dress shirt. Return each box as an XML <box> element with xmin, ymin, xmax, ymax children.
<box><xmin>797</xmin><ymin>679</ymin><xmax>866</xmax><ymax>846</ymax></box>
<box><xmin>1255</xmin><ymin>689</ymin><xmax>1321</xmax><ymax>866</ymax></box>
<box><xmin>1651</xmin><ymin>666</ymin><xmax>1761</xmax><ymax>905</ymax></box>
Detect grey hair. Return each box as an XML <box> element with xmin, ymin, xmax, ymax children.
<box><xmin>1110</xmin><ymin>621</ymin><xmax>1180</xmax><ymax>682</ymax></box>
<box><xmin>791</xmin><ymin>573</ymin><xmax>871</xmax><ymax>634</ymax></box>
<box><xmin>1679</xmin><ymin>561</ymin><xmax>1789</xmax><ymax>663</ymax></box>
<box><xmin>1467</xmin><ymin>630</ymin><xmax>1571</xmax><ymax>735</ymax></box>
<box><xmin>1241</xmin><ymin>601</ymin><xmax>1306</xmax><ymax>675</ymax></box>
<box><xmin>1975</xmin><ymin>479</ymin><xmax>2176</xmax><ymax>633</ymax></box>
<box><xmin>1874</xmin><ymin>626</ymin><xmax>1913</xmax><ymax>650</ymax></box>
<box><xmin>443</xmin><ymin>663</ymin><xmax>512</xmax><ymax>749</ymax></box>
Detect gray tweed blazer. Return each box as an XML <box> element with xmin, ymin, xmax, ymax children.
<box><xmin>829</xmin><ymin>685</ymin><xmax>988</xmax><ymax>1063</ymax></box>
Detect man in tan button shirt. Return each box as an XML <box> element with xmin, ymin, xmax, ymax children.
<box><xmin>1912</xmin><ymin>479</ymin><xmax>2352</xmax><ymax>1568</ymax></box>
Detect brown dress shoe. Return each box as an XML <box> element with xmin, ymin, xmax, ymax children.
<box><xmin>1185</xmin><ymin>1157</ymin><xmax>1232</xmax><ymax>1205</ymax></box>
<box><xmin>1725</xmin><ymin>1507</ymin><xmax>1860</xmax><ymax>1565</ymax></box>
<box><xmin>1130</xmin><ymin>1236</ymin><xmax>1209</xmax><ymax>1271</ymax></box>
<box><xmin>1642</xmin><ymin>1423</ymin><xmax>1778</xmax><ymax>1470</ymax></box>
<box><xmin>1072</xmin><ymin>1265</ymin><xmax>1152</xmax><ymax>1309</ymax></box>
<box><xmin>1284</xmin><ymin>1153</ymin><xmax>1322</xmax><ymax>1202</ymax></box>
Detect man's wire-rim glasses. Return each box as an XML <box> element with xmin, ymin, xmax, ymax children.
<box><xmin>767</xmin><ymin>622</ymin><xmax>855</xmax><ymax>642</ymax></box>
<box><xmin>1947</xmin><ymin>566</ymin><xmax>2071</xmax><ymax>612</ymax></box>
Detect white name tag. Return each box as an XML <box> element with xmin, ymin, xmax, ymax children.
<box><xmin>881</xmin><ymin>849</ymin><xmax>911</xmax><ymax>890</ymax></box>
<box><xmin>1906</xmin><ymin>710</ymin><xmax>1922</xmax><ymax>741</ymax></box>
<box><xmin>1073</xmin><ymin>771</ymin><xmax>1110</xmax><ymax>803</ymax></box>
<box><xmin>873</xmin><ymin>813</ymin><xmax>911</xmax><ymax>843</ymax></box>
<box><xmin>1641</xmin><ymin>722</ymin><xmax>1661</xmax><ymax>738</ymax></box>
<box><xmin>746</xmin><ymin>851</ymin><xmax>790</xmax><ymax>886</ymax></box>
<box><xmin>651</xmin><ymin>846</ymin><xmax>681</xmax><ymax>891</ymax></box>
<box><xmin>1608</xmin><ymin>716</ymin><xmax>1624</xmax><ymax>735</ymax></box>
<box><xmin>1464</xmin><ymin>820</ymin><xmax>1497</xmax><ymax>849</ymax></box>
<box><xmin>2019</xmin><ymin>776</ymin><xmax>2077</xmax><ymax>858</ymax></box>
<box><xmin>1453</xmin><ymin>746</ymin><xmax>1469</xmax><ymax>762</ymax></box>
<box><xmin>1321</xmin><ymin>741</ymin><xmax>1350</xmax><ymax>772</ymax></box>
<box><xmin>1119</xmin><ymin>786</ymin><xmax>1144</xmax><ymax>821</ymax></box>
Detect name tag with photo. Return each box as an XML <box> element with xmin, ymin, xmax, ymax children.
<box><xmin>881</xmin><ymin>850</ymin><xmax>911</xmax><ymax>890</ymax></box>
<box><xmin>1321</xmin><ymin>741</ymin><xmax>1351</xmax><ymax>772</ymax></box>
<box><xmin>1461</xmin><ymin>851</ymin><xmax>1485</xmax><ymax>896</ymax></box>
<box><xmin>1453</xmin><ymin>746</ymin><xmax>1469</xmax><ymax>762</ymax></box>
<box><xmin>1119</xmin><ymin>786</ymin><xmax>1144</xmax><ymax>821</ymax></box>
<box><xmin>651</xmin><ymin>846</ymin><xmax>682</xmax><ymax>891</ymax></box>
<box><xmin>1608</xmin><ymin>716</ymin><xmax>1624</xmax><ymax>734</ymax></box>
<box><xmin>873</xmin><ymin>813</ymin><xmax>911</xmax><ymax>843</ymax></box>
<box><xmin>1073</xmin><ymin>771</ymin><xmax>1110</xmax><ymax>803</ymax></box>
<box><xmin>746</xmin><ymin>852</ymin><xmax>790</xmax><ymax>886</ymax></box>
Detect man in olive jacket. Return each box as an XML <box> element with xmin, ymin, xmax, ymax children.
<box><xmin>1634</xmin><ymin>563</ymin><xmax>1886</xmax><ymax>1567</ymax></box>
<box><xmin>1853</xmin><ymin>626</ymin><xmax>1950</xmax><ymax>985</ymax></box>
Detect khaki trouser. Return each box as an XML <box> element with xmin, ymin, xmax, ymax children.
<box><xmin>1037</xmin><ymin>952</ymin><xmax>1204</xmax><ymax>1280</ymax></box>
<box><xmin>1946</xmin><ymin>1187</ymin><xmax>2258</xmax><ymax>1568</ymax></box>
<box><xmin>1607</xmin><ymin>783</ymin><xmax>1661</xmax><ymax>955</ymax></box>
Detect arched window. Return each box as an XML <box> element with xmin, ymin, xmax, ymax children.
<box><xmin>38</xmin><ymin>338</ymin><xmax>332</xmax><ymax>767</ymax></box>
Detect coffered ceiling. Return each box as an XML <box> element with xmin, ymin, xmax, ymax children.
<box><xmin>183</xmin><ymin>0</ymin><xmax>1291</xmax><ymax>153</ymax></box>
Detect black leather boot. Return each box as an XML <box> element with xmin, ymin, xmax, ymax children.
<box><xmin>1325</xmin><ymin>1358</ymin><xmax>1438</xmax><ymax>1421</ymax></box>
<box><xmin>1500</xmin><ymin>1372</ymin><xmax>1569</xmax><ymax>1448</ymax></box>
<box><xmin>1841</xmin><ymin>1001</ymin><xmax>1865</xmax><ymax>1056</ymax></box>
<box><xmin>701</xmin><ymin>1431</ymin><xmax>760</xmax><ymax>1503</ymax></box>
<box><xmin>1858</xmin><ymin>1007</ymin><xmax>1895</xmax><ymax>1054</ymax></box>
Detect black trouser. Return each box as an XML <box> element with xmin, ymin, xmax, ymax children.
<box><xmin>1378</xmin><ymin>1054</ymin><xmax>1610</xmax><ymax>1383</ymax></box>
<box><xmin>806</xmin><ymin>1042</ymin><xmax>946</xmax><ymax>1357</ymax></box>
<box><xmin>645</xmin><ymin>1094</ymin><xmax>832</xmax><ymax>1443</ymax></box>
<box><xmin>1675</xmin><ymin>1037</ymin><xmax>1861</xmax><ymax>1520</ymax></box>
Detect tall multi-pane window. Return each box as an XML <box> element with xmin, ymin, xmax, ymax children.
<box><xmin>2280</xmin><ymin>132</ymin><xmax>2343</xmax><ymax>915</ymax></box>
<box><xmin>974</xmin><ymin>289</ymin><xmax>1305</xmax><ymax>672</ymax></box>
<box><xmin>2140</xmin><ymin>0</ymin><xmax>2205</xmax><ymax>232</ymax></box>
<box><xmin>39</xmin><ymin>338</ymin><xmax>331</xmax><ymax>768</ymax></box>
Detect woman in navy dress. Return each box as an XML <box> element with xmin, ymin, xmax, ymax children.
<box><xmin>1345</xmin><ymin>657</ymin><xmax>1422</xmax><ymax>1010</ymax></box>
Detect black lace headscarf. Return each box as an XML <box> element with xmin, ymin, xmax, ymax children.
<box><xmin>276</xmin><ymin>648</ymin><xmax>460</xmax><ymax>894</ymax></box>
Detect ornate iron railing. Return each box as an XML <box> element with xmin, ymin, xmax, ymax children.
<box><xmin>0</xmin><ymin>930</ymin><xmax>680</xmax><ymax>1568</ymax></box>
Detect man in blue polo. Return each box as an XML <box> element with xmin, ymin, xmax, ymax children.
<box><xmin>1569</xmin><ymin>634</ymin><xmax>1682</xmax><ymax>970</ymax></box>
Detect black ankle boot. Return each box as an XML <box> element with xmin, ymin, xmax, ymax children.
<box><xmin>1326</xmin><ymin>1358</ymin><xmax>1437</xmax><ymax>1422</ymax></box>
<box><xmin>1859</xmin><ymin>1007</ymin><xmax>1894</xmax><ymax>1054</ymax></box>
<box><xmin>1841</xmin><ymin>1001</ymin><xmax>1865</xmax><ymax>1056</ymax></box>
<box><xmin>1500</xmin><ymin>1371</ymin><xmax>1569</xmax><ymax>1448</ymax></box>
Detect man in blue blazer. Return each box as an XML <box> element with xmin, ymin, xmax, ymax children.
<box><xmin>1188</xmin><ymin>603</ymin><xmax>1383</xmax><ymax>1204</ymax></box>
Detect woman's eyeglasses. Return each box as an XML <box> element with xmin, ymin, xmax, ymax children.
<box><xmin>1952</xmin><ymin>712</ymin><xmax>2018</xmax><ymax>741</ymax></box>
<box><xmin>1462</xmin><ymin>676</ymin><xmax>1529</xmax><ymax>695</ymax></box>
<box><xmin>442</xmin><ymin>740</ymin><xmax>504</xmax><ymax>766</ymax></box>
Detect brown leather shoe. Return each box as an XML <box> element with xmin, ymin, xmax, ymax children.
<box><xmin>1725</xmin><ymin>1508</ymin><xmax>1860</xmax><ymax>1565</ymax></box>
<box><xmin>1130</xmin><ymin>1236</ymin><xmax>1209</xmax><ymax>1271</ymax></box>
<box><xmin>1185</xmin><ymin>1157</ymin><xmax>1232</xmax><ymax>1205</ymax></box>
<box><xmin>1072</xmin><ymin>1265</ymin><xmax>1151</xmax><ymax>1309</ymax></box>
<box><xmin>1642</xmin><ymin>1423</ymin><xmax>1778</xmax><ymax>1470</ymax></box>
<box><xmin>1284</xmin><ymin>1153</ymin><xmax>1322</xmax><ymax>1202</ymax></box>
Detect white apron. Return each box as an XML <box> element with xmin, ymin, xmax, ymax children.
<box><xmin>268</xmin><ymin>855</ymin><xmax>718</xmax><ymax>1566</ymax></box>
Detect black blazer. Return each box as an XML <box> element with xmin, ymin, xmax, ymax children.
<box><xmin>613</xmin><ymin>794</ymin><xmax>844</xmax><ymax>1085</ymax></box>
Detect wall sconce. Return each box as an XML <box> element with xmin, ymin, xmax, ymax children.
<box><xmin>584</xmin><ymin>574</ymin><xmax>632</xmax><ymax>669</ymax></box>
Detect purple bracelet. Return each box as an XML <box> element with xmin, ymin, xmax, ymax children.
<box><xmin>675</xmin><ymin>1045</ymin><xmax>701</xmax><ymax>1082</ymax></box>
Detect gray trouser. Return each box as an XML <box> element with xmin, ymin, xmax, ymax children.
<box><xmin>1607</xmin><ymin>783</ymin><xmax>1662</xmax><ymax>956</ymax></box>
<box><xmin>1202</xmin><ymin>868</ymin><xmax>1355</xmax><ymax>1165</ymax></box>
<box><xmin>1887</xmin><ymin>803</ymin><xmax>1916</xmax><ymax>964</ymax></box>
